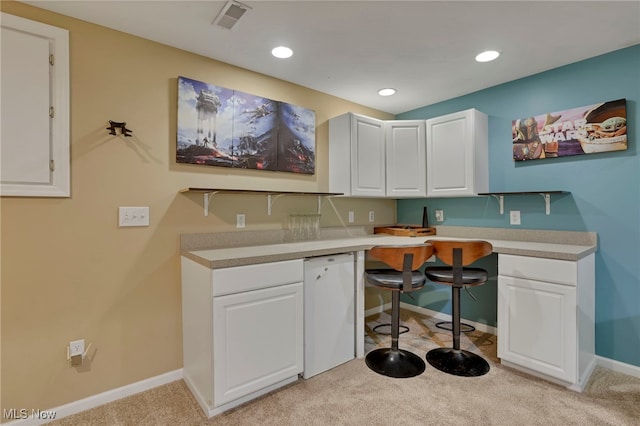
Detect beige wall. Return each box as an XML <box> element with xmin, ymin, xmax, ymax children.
<box><xmin>0</xmin><ymin>1</ymin><xmax>395</xmax><ymax>413</ymax></box>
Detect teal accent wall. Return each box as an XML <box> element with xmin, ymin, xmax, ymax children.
<box><xmin>396</xmin><ymin>44</ymin><xmax>640</xmax><ymax>367</ymax></box>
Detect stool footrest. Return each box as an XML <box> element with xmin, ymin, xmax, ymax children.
<box><xmin>372</xmin><ymin>323</ymin><xmax>409</xmax><ymax>335</ymax></box>
<box><xmin>435</xmin><ymin>321</ymin><xmax>475</xmax><ymax>333</ymax></box>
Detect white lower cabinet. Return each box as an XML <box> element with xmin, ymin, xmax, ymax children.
<box><xmin>213</xmin><ymin>282</ymin><xmax>303</xmax><ymax>405</ymax></box>
<box><xmin>497</xmin><ymin>254</ymin><xmax>595</xmax><ymax>391</ymax></box>
<box><xmin>182</xmin><ymin>257</ymin><xmax>304</xmax><ymax>417</ymax></box>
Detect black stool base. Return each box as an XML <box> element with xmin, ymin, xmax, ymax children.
<box><xmin>426</xmin><ymin>347</ymin><xmax>490</xmax><ymax>377</ymax></box>
<box><xmin>366</xmin><ymin>348</ymin><xmax>425</xmax><ymax>378</ymax></box>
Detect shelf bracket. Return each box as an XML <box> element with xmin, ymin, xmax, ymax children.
<box><xmin>490</xmin><ymin>194</ymin><xmax>505</xmax><ymax>215</ymax></box>
<box><xmin>266</xmin><ymin>194</ymin><xmax>285</xmax><ymax>216</ymax></box>
<box><xmin>540</xmin><ymin>193</ymin><xmax>551</xmax><ymax>215</ymax></box>
<box><xmin>202</xmin><ymin>191</ymin><xmax>219</xmax><ymax>217</ymax></box>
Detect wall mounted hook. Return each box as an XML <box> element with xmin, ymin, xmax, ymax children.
<box><xmin>106</xmin><ymin>120</ymin><xmax>132</xmax><ymax>137</ymax></box>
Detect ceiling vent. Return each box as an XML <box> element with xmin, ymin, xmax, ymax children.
<box><xmin>212</xmin><ymin>0</ymin><xmax>252</xmax><ymax>30</ymax></box>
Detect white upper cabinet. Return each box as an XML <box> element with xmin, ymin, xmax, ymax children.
<box><xmin>426</xmin><ymin>108</ymin><xmax>488</xmax><ymax>197</ymax></box>
<box><xmin>1</xmin><ymin>13</ymin><xmax>70</xmax><ymax>197</ymax></box>
<box><xmin>329</xmin><ymin>114</ymin><xmax>427</xmax><ymax>198</ymax></box>
<box><xmin>385</xmin><ymin>120</ymin><xmax>426</xmax><ymax>198</ymax></box>
<box><xmin>329</xmin><ymin>113</ymin><xmax>386</xmax><ymax>197</ymax></box>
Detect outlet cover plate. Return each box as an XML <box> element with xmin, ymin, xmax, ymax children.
<box><xmin>69</xmin><ymin>339</ymin><xmax>84</xmax><ymax>357</ymax></box>
<box><xmin>510</xmin><ymin>210</ymin><xmax>521</xmax><ymax>225</ymax></box>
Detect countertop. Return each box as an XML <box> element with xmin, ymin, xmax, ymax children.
<box><xmin>181</xmin><ymin>226</ymin><xmax>597</xmax><ymax>269</ymax></box>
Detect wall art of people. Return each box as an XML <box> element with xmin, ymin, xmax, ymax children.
<box><xmin>512</xmin><ymin>99</ymin><xmax>627</xmax><ymax>161</ymax></box>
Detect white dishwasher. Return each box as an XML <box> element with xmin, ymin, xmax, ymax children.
<box><xmin>303</xmin><ymin>253</ymin><xmax>355</xmax><ymax>378</ymax></box>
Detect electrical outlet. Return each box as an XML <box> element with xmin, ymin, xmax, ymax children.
<box><xmin>435</xmin><ymin>210</ymin><xmax>444</xmax><ymax>222</ymax></box>
<box><xmin>69</xmin><ymin>339</ymin><xmax>84</xmax><ymax>357</ymax></box>
<box><xmin>368</xmin><ymin>211</ymin><xmax>375</xmax><ymax>222</ymax></box>
<box><xmin>348</xmin><ymin>211</ymin><xmax>354</xmax><ymax>223</ymax></box>
<box><xmin>236</xmin><ymin>213</ymin><xmax>246</xmax><ymax>228</ymax></box>
<box><xmin>118</xmin><ymin>207</ymin><xmax>149</xmax><ymax>227</ymax></box>
<box><xmin>510</xmin><ymin>210</ymin><xmax>521</xmax><ymax>225</ymax></box>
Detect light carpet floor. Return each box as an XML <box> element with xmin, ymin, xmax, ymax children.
<box><xmin>50</xmin><ymin>310</ymin><xmax>640</xmax><ymax>425</ymax></box>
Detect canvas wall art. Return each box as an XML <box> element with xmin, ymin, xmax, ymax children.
<box><xmin>177</xmin><ymin>76</ymin><xmax>316</xmax><ymax>174</ymax></box>
<box><xmin>512</xmin><ymin>98</ymin><xmax>627</xmax><ymax>161</ymax></box>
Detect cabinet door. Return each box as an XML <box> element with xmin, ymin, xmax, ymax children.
<box><xmin>498</xmin><ymin>275</ymin><xmax>577</xmax><ymax>382</ymax></box>
<box><xmin>303</xmin><ymin>254</ymin><xmax>355</xmax><ymax>378</ymax></box>
<box><xmin>351</xmin><ymin>114</ymin><xmax>386</xmax><ymax>197</ymax></box>
<box><xmin>1</xmin><ymin>13</ymin><xmax>69</xmax><ymax>197</ymax></box>
<box><xmin>426</xmin><ymin>109</ymin><xmax>487</xmax><ymax>197</ymax></box>
<box><xmin>385</xmin><ymin>120</ymin><xmax>426</xmax><ymax>198</ymax></box>
<box><xmin>213</xmin><ymin>282</ymin><xmax>303</xmax><ymax>406</ymax></box>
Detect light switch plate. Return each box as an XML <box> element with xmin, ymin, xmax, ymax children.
<box><xmin>236</xmin><ymin>214</ymin><xmax>246</xmax><ymax>228</ymax></box>
<box><xmin>119</xmin><ymin>207</ymin><xmax>149</xmax><ymax>227</ymax></box>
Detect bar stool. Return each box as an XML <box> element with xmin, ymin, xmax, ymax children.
<box><xmin>424</xmin><ymin>240</ymin><xmax>493</xmax><ymax>377</ymax></box>
<box><xmin>365</xmin><ymin>243</ymin><xmax>434</xmax><ymax>378</ymax></box>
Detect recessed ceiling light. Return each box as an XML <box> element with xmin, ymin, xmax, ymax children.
<box><xmin>272</xmin><ymin>46</ymin><xmax>293</xmax><ymax>59</ymax></box>
<box><xmin>378</xmin><ymin>88</ymin><xmax>396</xmax><ymax>96</ymax></box>
<box><xmin>475</xmin><ymin>50</ymin><xmax>500</xmax><ymax>62</ymax></box>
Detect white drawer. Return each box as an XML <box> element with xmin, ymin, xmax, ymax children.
<box><xmin>498</xmin><ymin>254</ymin><xmax>577</xmax><ymax>286</ymax></box>
<box><xmin>212</xmin><ymin>259</ymin><xmax>304</xmax><ymax>296</ymax></box>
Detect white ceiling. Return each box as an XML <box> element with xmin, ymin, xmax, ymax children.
<box><xmin>21</xmin><ymin>0</ymin><xmax>640</xmax><ymax>114</ymax></box>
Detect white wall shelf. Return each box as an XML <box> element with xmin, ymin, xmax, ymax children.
<box><xmin>478</xmin><ymin>191</ymin><xmax>569</xmax><ymax>215</ymax></box>
<box><xmin>180</xmin><ymin>188</ymin><xmax>343</xmax><ymax>217</ymax></box>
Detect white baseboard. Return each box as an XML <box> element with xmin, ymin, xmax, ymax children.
<box><xmin>5</xmin><ymin>331</ymin><xmax>640</xmax><ymax>426</ymax></box>
<box><xmin>5</xmin><ymin>369</ymin><xmax>183</xmax><ymax>426</ymax></box>
<box><xmin>366</xmin><ymin>302</ymin><xmax>498</xmax><ymax>335</ymax></box>
<box><xmin>386</xmin><ymin>304</ymin><xmax>640</xmax><ymax>379</ymax></box>
<box><xmin>364</xmin><ymin>302</ymin><xmax>391</xmax><ymax>317</ymax></box>
<box><xmin>399</xmin><ymin>302</ymin><xmax>498</xmax><ymax>335</ymax></box>
<box><xmin>392</xmin><ymin>303</ymin><xmax>640</xmax><ymax>379</ymax></box>
<box><xmin>596</xmin><ymin>355</ymin><xmax>640</xmax><ymax>379</ymax></box>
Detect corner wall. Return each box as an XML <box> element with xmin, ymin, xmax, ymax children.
<box><xmin>397</xmin><ymin>44</ymin><xmax>640</xmax><ymax>367</ymax></box>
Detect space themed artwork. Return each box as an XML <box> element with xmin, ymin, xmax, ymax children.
<box><xmin>512</xmin><ymin>99</ymin><xmax>627</xmax><ymax>161</ymax></box>
<box><xmin>177</xmin><ymin>76</ymin><xmax>316</xmax><ymax>174</ymax></box>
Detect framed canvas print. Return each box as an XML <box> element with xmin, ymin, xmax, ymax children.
<box><xmin>512</xmin><ymin>98</ymin><xmax>627</xmax><ymax>161</ymax></box>
<box><xmin>276</xmin><ymin>102</ymin><xmax>316</xmax><ymax>174</ymax></box>
<box><xmin>177</xmin><ymin>76</ymin><xmax>316</xmax><ymax>174</ymax></box>
<box><xmin>177</xmin><ymin>76</ymin><xmax>234</xmax><ymax>167</ymax></box>
<box><xmin>232</xmin><ymin>90</ymin><xmax>278</xmax><ymax>170</ymax></box>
